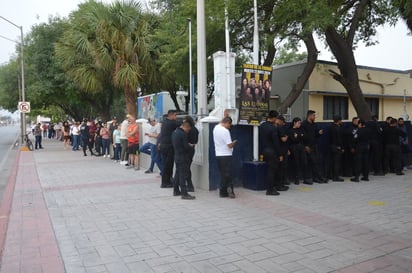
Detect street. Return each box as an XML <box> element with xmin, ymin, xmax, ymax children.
<box><xmin>0</xmin><ymin>124</ymin><xmax>19</xmax><ymax>200</ymax></box>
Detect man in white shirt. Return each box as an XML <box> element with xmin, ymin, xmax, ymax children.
<box><xmin>213</xmin><ymin>117</ymin><xmax>237</xmax><ymax>198</ymax></box>
<box><xmin>140</xmin><ymin>118</ymin><xmax>162</xmax><ymax>173</ymax></box>
<box><xmin>119</xmin><ymin>115</ymin><xmax>130</xmax><ymax>164</ymax></box>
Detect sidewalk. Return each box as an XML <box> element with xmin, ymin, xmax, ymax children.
<box><xmin>1</xmin><ymin>138</ymin><xmax>412</xmax><ymax>273</ymax></box>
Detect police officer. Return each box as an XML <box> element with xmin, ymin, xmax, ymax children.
<box><xmin>351</xmin><ymin>120</ymin><xmax>370</xmax><ymax>182</ymax></box>
<box><xmin>301</xmin><ymin>110</ymin><xmax>327</xmax><ymax>183</ymax></box>
<box><xmin>329</xmin><ymin>115</ymin><xmax>344</xmax><ymax>181</ymax></box>
<box><xmin>259</xmin><ymin>111</ymin><xmax>288</xmax><ymax>196</ymax></box>
<box><xmin>383</xmin><ymin>118</ymin><xmax>407</xmax><ymax>175</ymax></box>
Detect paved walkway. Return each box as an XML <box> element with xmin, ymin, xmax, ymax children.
<box><xmin>1</xmin><ymin>138</ymin><xmax>412</xmax><ymax>273</ymax></box>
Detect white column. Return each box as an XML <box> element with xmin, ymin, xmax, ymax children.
<box><xmin>197</xmin><ymin>0</ymin><xmax>208</xmax><ymax>117</ymax></box>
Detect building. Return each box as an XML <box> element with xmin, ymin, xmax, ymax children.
<box><xmin>272</xmin><ymin>60</ymin><xmax>412</xmax><ymax>121</ymax></box>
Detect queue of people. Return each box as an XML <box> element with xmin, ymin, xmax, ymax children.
<box><xmin>260</xmin><ymin>110</ymin><xmax>409</xmax><ymax>196</ymax></box>
<box><xmin>36</xmin><ymin>109</ymin><xmax>410</xmax><ymax>201</ymax></box>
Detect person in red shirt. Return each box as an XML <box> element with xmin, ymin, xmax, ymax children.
<box><xmin>126</xmin><ymin>115</ymin><xmax>140</xmax><ymax>170</ymax></box>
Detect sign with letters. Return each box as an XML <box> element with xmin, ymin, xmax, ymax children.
<box><xmin>238</xmin><ymin>64</ymin><xmax>272</xmax><ymax>125</ymax></box>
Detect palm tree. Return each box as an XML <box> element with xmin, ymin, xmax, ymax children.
<box><xmin>55</xmin><ymin>0</ymin><xmax>154</xmax><ymax>118</ymax></box>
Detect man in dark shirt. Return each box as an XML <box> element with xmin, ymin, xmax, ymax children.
<box><xmin>351</xmin><ymin>120</ymin><xmax>370</xmax><ymax>182</ymax></box>
<box><xmin>159</xmin><ymin>110</ymin><xmax>178</xmax><ymax>188</ymax></box>
<box><xmin>276</xmin><ymin>115</ymin><xmax>290</xmax><ymax>186</ymax></box>
<box><xmin>259</xmin><ymin>110</ymin><xmax>288</xmax><ymax>196</ymax></box>
<box><xmin>184</xmin><ymin>116</ymin><xmax>199</xmax><ymax>192</ymax></box>
<box><xmin>383</xmin><ymin>118</ymin><xmax>407</xmax><ymax>175</ymax></box>
<box><xmin>366</xmin><ymin>115</ymin><xmax>384</xmax><ymax>175</ymax></box>
<box><xmin>301</xmin><ymin>110</ymin><xmax>327</xmax><ymax>183</ymax></box>
<box><xmin>329</xmin><ymin>115</ymin><xmax>344</xmax><ymax>181</ymax></box>
<box><xmin>172</xmin><ymin>120</ymin><xmax>195</xmax><ymax>200</ymax></box>
<box><xmin>80</xmin><ymin>119</ymin><xmax>95</xmax><ymax>156</ymax></box>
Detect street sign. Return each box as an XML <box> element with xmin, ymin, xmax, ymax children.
<box><xmin>18</xmin><ymin>101</ymin><xmax>30</xmax><ymax>113</ymax></box>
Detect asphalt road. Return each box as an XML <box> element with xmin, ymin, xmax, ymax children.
<box><xmin>0</xmin><ymin>124</ymin><xmax>20</xmax><ymax>202</ymax></box>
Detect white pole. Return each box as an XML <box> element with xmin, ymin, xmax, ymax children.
<box><xmin>197</xmin><ymin>0</ymin><xmax>207</xmax><ymax>117</ymax></box>
<box><xmin>188</xmin><ymin>18</ymin><xmax>194</xmax><ymax>116</ymax></box>
<box><xmin>224</xmin><ymin>6</ymin><xmax>231</xmax><ymax>109</ymax></box>
<box><xmin>252</xmin><ymin>0</ymin><xmax>259</xmax><ymax>161</ymax></box>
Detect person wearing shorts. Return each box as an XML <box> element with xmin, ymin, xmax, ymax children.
<box><xmin>126</xmin><ymin>115</ymin><xmax>140</xmax><ymax>170</ymax></box>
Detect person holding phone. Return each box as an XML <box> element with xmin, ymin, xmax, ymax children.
<box><xmin>213</xmin><ymin>116</ymin><xmax>237</xmax><ymax>198</ymax></box>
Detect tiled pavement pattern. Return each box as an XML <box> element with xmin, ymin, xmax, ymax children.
<box><xmin>1</xmin><ymin>139</ymin><xmax>412</xmax><ymax>273</ymax></box>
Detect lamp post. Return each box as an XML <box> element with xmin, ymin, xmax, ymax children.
<box><xmin>0</xmin><ymin>16</ymin><xmax>26</xmax><ymax>145</ymax></box>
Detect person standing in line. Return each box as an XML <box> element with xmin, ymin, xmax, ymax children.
<box><xmin>398</xmin><ymin>117</ymin><xmax>410</xmax><ymax>170</ymax></box>
<box><xmin>329</xmin><ymin>115</ymin><xmax>345</xmax><ymax>182</ymax></box>
<box><xmin>109</xmin><ymin>116</ymin><xmax>117</xmax><ymax>159</ymax></box>
<box><xmin>80</xmin><ymin>119</ymin><xmax>95</xmax><ymax>156</ymax></box>
<box><xmin>159</xmin><ymin>110</ymin><xmax>178</xmax><ymax>188</ymax></box>
<box><xmin>213</xmin><ymin>116</ymin><xmax>237</xmax><ymax>198</ymax></box>
<box><xmin>42</xmin><ymin>123</ymin><xmax>48</xmax><ymax>138</ymax></box>
<box><xmin>88</xmin><ymin>120</ymin><xmax>97</xmax><ymax>152</ymax></box>
<box><xmin>140</xmin><ymin>118</ymin><xmax>162</xmax><ymax>173</ymax></box>
<box><xmin>383</xmin><ymin>118</ymin><xmax>407</xmax><ymax>175</ymax></box>
<box><xmin>259</xmin><ymin>111</ymin><xmax>286</xmax><ymax>196</ymax></box>
<box><xmin>112</xmin><ymin>124</ymin><xmax>122</xmax><ymax>162</ymax></box>
<box><xmin>100</xmin><ymin>123</ymin><xmax>111</xmax><ymax>158</ymax></box>
<box><xmin>71</xmin><ymin>122</ymin><xmax>80</xmax><ymax>151</ymax></box>
<box><xmin>367</xmin><ymin>115</ymin><xmax>384</xmax><ymax>176</ymax></box>
<box><xmin>62</xmin><ymin>121</ymin><xmax>71</xmax><ymax>150</ymax></box>
<box><xmin>172</xmin><ymin>120</ymin><xmax>196</xmax><ymax>200</ymax></box>
<box><xmin>94</xmin><ymin>122</ymin><xmax>103</xmax><ymax>156</ymax></box>
<box><xmin>288</xmin><ymin>117</ymin><xmax>309</xmax><ymax>185</ymax></box>
<box><xmin>34</xmin><ymin>123</ymin><xmax>43</xmax><ymax>149</ymax></box>
<box><xmin>351</xmin><ymin>120</ymin><xmax>370</xmax><ymax>182</ymax></box>
<box><xmin>126</xmin><ymin>115</ymin><xmax>140</xmax><ymax>170</ymax></box>
<box><xmin>301</xmin><ymin>110</ymin><xmax>327</xmax><ymax>183</ymax></box>
<box><xmin>276</xmin><ymin>115</ymin><xmax>290</xmax><ymax>187</ymax></box>
<box><xmin>185</xmin><ymin>116</ymin><xmax>199</xmax><ymax>192</ymax></box>
<box><xmin>119</xmin><ymin>115</ymin><xmax>130</xmax><ymax>165</ymax></box>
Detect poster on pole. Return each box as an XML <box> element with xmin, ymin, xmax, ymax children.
<box><xmin>238</xmin><ymin>64</ymin><xmax>272</xmax><ymax>125</ymax></box>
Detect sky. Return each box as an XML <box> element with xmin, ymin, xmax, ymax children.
<box><xmin>1</xmin><ymin>0</ymin><xmax>412</xmax><ymax>70</ymax></box>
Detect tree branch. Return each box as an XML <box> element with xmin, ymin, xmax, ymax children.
<box><xmin>347</xmin><ymin>0</ymin><xmax>371</xmax><ymax>45</ymax></box>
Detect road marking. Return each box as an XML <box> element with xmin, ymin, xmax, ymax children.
<box><xmin>297</xmin><ymin>187</ymin><xmax>313</xmax><ymax>192</ymax></box>
<box><xmin>368</xmin><ymin>201</ymin><xmax>386</xmax><ymax>206</ymax></box>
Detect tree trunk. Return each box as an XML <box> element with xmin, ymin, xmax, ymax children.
<box><xmin>262</xmin><ymin>42</ymin><xmax>276</xmax><ymax>67</ymax></box>
<box><xmin>124</xmin><ymin>86</ymin><xmax>137</xmax><ymax>119</ymax></box>
<box><xmin>325</xmin><ymin>27</ymin><xmax>372</xmax><ymax>121</ymax></box>
<box><xmin>277</xmin><ymin>34</ymin><xmax>318</xmax><ymax>114</ymax></box>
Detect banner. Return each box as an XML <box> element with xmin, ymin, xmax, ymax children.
<box><xmin>238</xmin><ymin>64</ymin><xmax>272</xmax><ymax>125</ymax></box>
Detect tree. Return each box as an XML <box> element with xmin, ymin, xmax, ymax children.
<box><xmin>56</xmin><ymin>0</ymin><xmax>155</xmax><ymax>119</ymax></box>
<box><xmin>394</xmin><ymin>0</ymin><xmax>412</xmax><ymax>32</ymax></box>
<box><xmin>321</xmin><ymin>0</ymin><xmax>398</xmax><ymax>120</ymax></box>
<box><xmin>0</xmin><ymin>61</ymin><xmax>20</xmax><ymax>112</ymax></box>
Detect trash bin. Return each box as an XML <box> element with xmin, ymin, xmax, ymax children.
<box><xmin>242</xmin><ymin>161</ymin><xmax>267</xmax><ymax>190</ymax></box>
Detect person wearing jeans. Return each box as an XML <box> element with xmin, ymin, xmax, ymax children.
<box><xmin>140</xmin><ymin>119</ymin><xmax>162</xmax><ymax>173</ymax></box>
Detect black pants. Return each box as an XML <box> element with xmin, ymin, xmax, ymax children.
<box><xmin>160</xmin><ymin>144</ymin><xmax>174</xmax><ymax>186</ymax></box>
<box><xmin>174</xmin><ymin>160</ymin><xmax>190</xmax><ymax>194</ymax></box>
<box><xmin>95</xmin><ymin>136</ymin><xmax>102</xmax><ymax>155</ymax></box>
<box><xmin>384</xmin><ymin>144</ymin><xmax>402</xmax><ymax>174</ymax></box>
<box><xmin>82</xmin><ymin>138</ymin><xmax>94</xmax><ymax>155</ymax></box>
<box><xmin>354</xmin><ymin>145</ymin><xmax>369</xmax><ymax>179</ymax></box>
<box><xmin>35</xmin><ymin>135</ymin><xmax>42</xmax><ymax>149</ymax></box>
<box><xmin>369</xmin><ymin>140</ymin><xmax>383</xmax><ymax>174</ymax></box>
<box><xmin>306</xmin><ymin>146</ymin><xmax>323</xmax><ymax>180</ymax></box>
<box><xmin>263</xmin><ymin>151</ymin><xmax>281</xmax><ymax>191</ymax></box>
<box><xmin>330</xmin><ymin>145</ymin><xmax>343</xmax><ymax>179</ymax></box>
<box><xmin>216</xmin><ymin>156</ymin><xmax>233</xmax><ymax>193</ymax></box>
<box><xmin>290</xmin><ymin>144</ymin><xmax>308</xmax><ymax>180</ymax></box>
<box><xmin>279</xmin><ymin>154</ymin><xmax>288</xmax><ymax>184</ymax></box>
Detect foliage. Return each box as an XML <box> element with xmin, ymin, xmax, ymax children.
<box><xmin>0</xmin><ymin>61</ymin><xmax>20</xmax><ymax>111</ymax></box>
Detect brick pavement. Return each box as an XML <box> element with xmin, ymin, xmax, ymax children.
<box><xmin>0</xmin><ymin>138</ymin><xmax>412</xmax><ymax>273</ymax></box>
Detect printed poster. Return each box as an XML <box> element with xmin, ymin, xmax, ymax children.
<box><xmin>238</xmin><ymin>64</ymin><xmax>272</xmax><ymax>125</ymax></box>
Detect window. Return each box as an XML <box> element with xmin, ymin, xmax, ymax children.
<box><xmin>365</xmin><ymin>98</ymin><xmax>379</xmax><ymax>117</ymax></box>
<box><xmin>323</xmin><ymin>96</ymin><xmax>348</xmax><ymax>120</ymax></box>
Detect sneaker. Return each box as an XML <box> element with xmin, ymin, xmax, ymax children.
<box><xmin>350</xmin><ymin>177</ymin><xmax>360</xmax><ymax>182</ymax></box>
<box><xmin>120</xmin><ymin>161</ymin><xmax>127</xmax><ymax>165</ymax></box>
<box><xmin>145</xmin><ymin>170</ymin><xmax>153</xmax><ymax>174</ymax></box>
<box><xmin>266</xmin><ymin>190</ymin><xmax>280</xmax><ymax>196</ymax></box>
<box><xmin>181</xmin><ymin>194</ymin><xmax>195</xmax><ymax>200</ymax></box>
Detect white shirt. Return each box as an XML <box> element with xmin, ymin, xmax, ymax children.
<box><xmin>213</xmin><ymin>123</ymin><xmax>233</xmax><ymax>156</ymax></box>
<box><xmin>120</xmin><ymin>119</ymin><xmax>129</xmax><ymax>139</ymax></box>
<box><xmin>148</xmin><ymin>123</ymin><xmax>161</xmax><ymax>145</ymax></box>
